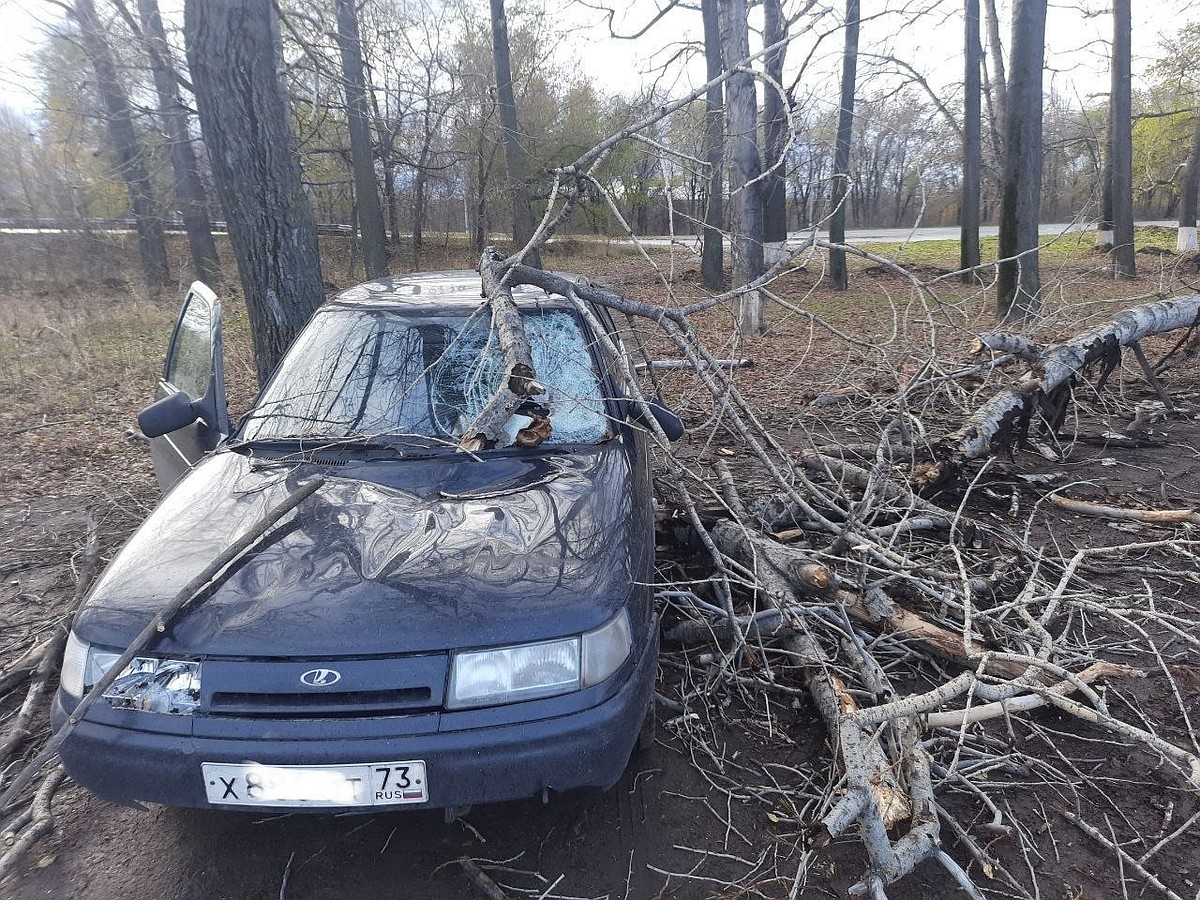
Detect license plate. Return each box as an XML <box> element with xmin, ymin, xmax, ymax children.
<box><xmin>201</xmin><ymin>760</ymin><xmax>428</xmax><ymax>808</ymax></box>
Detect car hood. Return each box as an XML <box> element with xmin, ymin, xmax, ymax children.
<box><xmin>76</xmin><ymin>445</ymin><xmax>637</xmax><ymax>657</ymax></box>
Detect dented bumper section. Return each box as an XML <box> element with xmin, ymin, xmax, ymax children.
<box><xmin>51</xmin><ymin>628</ymin><xmax>657</xmax><ymax>813</ymax></box>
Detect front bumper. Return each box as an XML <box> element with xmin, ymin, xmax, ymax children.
<box><xmin>52</xmin><ymin>629</ymin><xmax>657</xmax><ymax>812</ymax></box>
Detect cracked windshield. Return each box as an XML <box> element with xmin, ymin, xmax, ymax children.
<box><xmin>238</xmin><ymin>307</ymin><xmax>610</xmax><ymax>446</ymax></box>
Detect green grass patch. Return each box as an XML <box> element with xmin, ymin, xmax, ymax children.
<box><xmin>859</xmin><ymin>225</ymin><xmax>1180</xmax><ymax>270</ymax></box>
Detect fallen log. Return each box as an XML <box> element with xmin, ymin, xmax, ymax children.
<box><xmin>949</xmin><ymin>293</ymin><xmax>1200</xmax><ymax>460</ymax></box>
<box><xmin>460</xmin><ymin>250</ymin><xmax>547</xmax><ymax>452</ymax></box>
<box><xmin>710</xmin><ymin>521</ymin><xmax>1031</xmax><ymax>680</ymax></box>
<box><xmin>1048</xmin><ymin>493</ymin><xmax>1200</xmax><ymax>526</ymax></box>
<box><xmin>969</xmin><ymin>332</ymin><xmax>1042</xmax><ymax>360</ymax></box>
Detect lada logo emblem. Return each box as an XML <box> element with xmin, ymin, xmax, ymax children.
<box><xmin>300</xmin><ymin>668</ymin><xmax>341</xmax><ymax>687</ymax></box>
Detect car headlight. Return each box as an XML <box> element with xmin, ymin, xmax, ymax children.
<box><xmin>59</xmin><ymin>633</ymin><xmax>201</xmax><ymax>715</ymax></box>
<box><xmin>448</xmin><ymin>636</ymin><xmax>580</xmax><ymax>709</ymax></box>
<box><xmin>60</xmin><ymin>633</ymin><xmax>120</xmax><ymax>698</ymax></box>
<box><xmin>447</xmin><ymin>610</ymin><xmax>633</xmax><ymax>710</ymax></box>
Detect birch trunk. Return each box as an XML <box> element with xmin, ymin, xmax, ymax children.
<box><xmin>952</xmin><ymin>293</ymin><xmax>1200</xmax><ymax>459</ymax></box>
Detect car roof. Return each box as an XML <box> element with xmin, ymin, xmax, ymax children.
<box><xmin>327</xmin><ymin>270</ymin><xmax>572</xmax><ymax>310</ymax></box>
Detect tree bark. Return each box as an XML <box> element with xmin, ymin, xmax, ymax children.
<box><xmin>952</xmin><ymin>293</ymin><xmax>1200</xmax><ymax>459</ymax></box>
<box><xmin>335</xmin><ymin>0</ymin><xmax>388</xmax><ymax>279</ymax></box>
<box><xmin>1177</xmin><ymin>111</ymin><xmax>1200</xmax><ymax>252</ymax></box>
<box><xmin>489</xmin><ymin>0</ymin><xmax>541</xmax><ymax>269</ymax></box>
<box><xmin>995</xmin><ymin>0</ymin><xmax>1046</xmax><ymax>323</ymax></box>
<box><xmin>135</xmin><ymin>0</ymin><xmax>220</xmax><ymax>284</ymax></box>
<box><xmin>1109</xmin><ymin>0</ymin><xmax>1135</xmax><ymax>277</ymax></box>
<box><xmin>961</xmin><ymin>0</ymin><xmax>982</xmax><ymax>281</ymax></box>
<box><xmin>829</xmin><ymin>0</ymin><xmax>860</xmax><ymax>291</ymax></box>
<box><xmin>700</xmin><ymin>0</ymin><xmax>725</xmax><ymax>291</ymax></box>
<box><xmin>74</xmin><ymin>0</ymin><xmax>170</xmax><ymax>288</ymax></box>
<box><xmin>719</xmin><ymin>0</ymin><xmax>765</xmax><ymax>333</ymax></box>
<box><xmin>982</xmin><ymin>0</ymin><xmax>1007</xmax><ymax>163</ymax></box>
<box><xmin>761</xmin><ymin>0</ymin><xmax>789</xmax><ymax>262</ymax></box>
<box><xmin>1098</xmin><ymin>117</ymin><xmax>1114</xmax><ymax>248</ymax></box>
<box><xmin>184</xmin><ymin>0</ymin><xmax>324</xmax><ymax>385</ymax></box>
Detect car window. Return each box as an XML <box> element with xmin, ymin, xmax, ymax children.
<box><xmin>165</xmin><ymin>293</ymin><xmax>214</xmax><ymax>400</ymax></box>
<box><xmin>238</xmin><ymin>307</ymin><xmax>610</xmax><ymax>445</ymax></box>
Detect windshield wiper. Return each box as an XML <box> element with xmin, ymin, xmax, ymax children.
<box><xmin>226</xmin><ymin>434</ymin><xmax>452</xmax><ymax>460</ymax></box>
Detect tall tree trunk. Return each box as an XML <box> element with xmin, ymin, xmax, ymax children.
<box><xmin>135</xmin><ymin>0</ymin><xmax>220</xmax><ymax>284</ymax></box>
<box><xmin>1098</xmin><ymin>123</ymin><xmax>1114</xmax><ymax>247</ymax></box>
<box><xmin>473</xmin><ymin>130</ymin><xmax>490</xmax><ymax>257</ymax></box>
<box><xmin>996</xmin><ymin>0</ymin><xmax>1047</xmax><ymax>323</ymax></box>
<box><xmin>719</xmin><ymin>0</ymin><xmax>765</xmax><ymax>333</ymax></box>
<box><xmin>700</xmin><ymin>0</ymin><xmax>725</xmax><ymax>291</ymax></box>
<box><xmin>961</xmin><ymin>0</ymin><xmax>982</xmax><ymax>281</ymax></box>
<box><xmin>335</xmin><ymin>0</ymin><xmax>388</xmax><ymax>279</ymax></box>
<box><xmin>1177</xmin><ymin>112</ymin><xmax>1200</xmax><ymax>252</ymax></box>
<box><xmin>413</xmin><ymin>161</ymin><xmax>427</xmax><ymax>256</ymax></box>
<box><xmin>829</xmin><ymin>0</ymin><xmax>859</xmax><ymax>291</ymax></box>
<box><xmin>761</xmin><ymin>0</ymin><xmax>788</xmax><ymax>262</ymax></box>
<box><xmin>1109</xmin><ymin>0</ymin><xmax>1135</xmax><ymax>277</ymax></box>
<box><xmin>982</xmin><ymin>0</ymin><xmax>1007</xmax><ymax>165</ymax></box>
<box><xmin>184</xmin><ymin>0</ymin><xmax>324</xmax><ymax>385</ymax></box>
<box><xmin>74</xmin><ymin>0</ymin><xmax>170</xmax><ymax>288</ymax></box>
<box><xmin>489</xmin><ymin>0</ymin><xmax>541</xmax><ymax>268</ymax></box>
<box><xmin>382</xmin><ymin>158</ymin><xmax>398</xmax><ymax>242</ymax></box>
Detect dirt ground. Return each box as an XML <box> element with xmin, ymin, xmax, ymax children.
<box><xmin>2</xmin><ymin>232</ymin><xmax>1199</xmax><ymax>899</ymax></box>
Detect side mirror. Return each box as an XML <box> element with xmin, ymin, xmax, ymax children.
<box><xmin>138</xmin><ymin>391</ymin><xmax>206</xmax><ymax>439</ymax></box>
<box><xmin>628</xmin><ymin>397</ymin><xmax>685</xmax><ymax>442</ymax></box>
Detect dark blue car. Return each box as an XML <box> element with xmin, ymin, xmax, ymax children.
<box><xmin>52</xmin><ymin>271</ymin><xmax>674</xmax><ymax>814</ymax></box>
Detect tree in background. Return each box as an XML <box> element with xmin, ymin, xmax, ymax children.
<box><xmin>185</xmin><ymin>0</ymin><xmax>324</xmax><ymax>384</ymax></box>
<box><xmin>1180</xmin><ymin>113</ymin><xmax>1200</xmax><ymax>252</ymax></box>
<box><xmin>828</xmin><ymin>0</ymin><xmax>859</xmax><ymax>291</ymax></box>
<box><xmin>72</xmin><ymin>0</ymin><xmax>170</xmax><ymax>288</ymax></box>
<box><xmin>700</xmin><ymin>0</ymin><xmax>725</xmax><ymax>290</ymax></box>
<box><xmin>335</xmin><ymin>0</ymin><xmax>388</xmax><ymax>278</ymax></box>
<box><xmin>719</xmin><ymin>0</ymin><xmax>765</xmax><ymax>333</ymax></box>
<box><xmin>961</xmin><ymin>0</ymin><xmax>982</xmax><ymax>281</ymax></box>
<box><xmin>1108</xmin><ymin>0</ymin><xmax>1135</xmax><ymax>277</ymax></box>
<box><xmin>489</xmin><ymin>0</ymin><xmax>541</xmax><ymax>268</ymax></box>
<box><xmin>761</xmin><ymin>0</ymin><xmax>789</xmax><ymax>263</ymax></box>
<box><xmin>996</xmin><ymin>0</ymin><xmax>1046</xmax><ymax>322</ymax></box>
<box><xmin>117</xmin><ymin>0</ymin><xmax>221</xmax><ymax>284</ymax></box>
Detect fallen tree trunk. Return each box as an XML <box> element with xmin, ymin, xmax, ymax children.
<box><xmin>710</xmin><ymin>520</ymin><xmax>1031</xmax><ymax>680</ymax></box>
<box><xmin>461</xmin><ymin>250</ymin><xmax>547</xmax><ymax>452</ymax></box>
<box><xmin>950</xmin><ymin>293</ymin><xmax>1200</xmax><ymax>460</ymax></box>
<box><xmin>1048</xmin><ymin>493</ymin><xmax>1200</xmax><ymax>526</ymax></box>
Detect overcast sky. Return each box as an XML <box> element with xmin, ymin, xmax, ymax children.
<box><xmin>0</xmin><ymin>0</ymin><xmax>1189</xmax><ymax>119</ymax></box>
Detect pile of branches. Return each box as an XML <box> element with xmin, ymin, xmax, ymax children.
<box><xmin>472</xmin><ymin>246</ymin><xmax>1200</xmax><ymax>898</ymax></box>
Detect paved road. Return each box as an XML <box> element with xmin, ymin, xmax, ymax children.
<box><xmin>614</xmin><ymin>220</ymin><xmax>1178</xmax><ymax>250</ymax></box>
